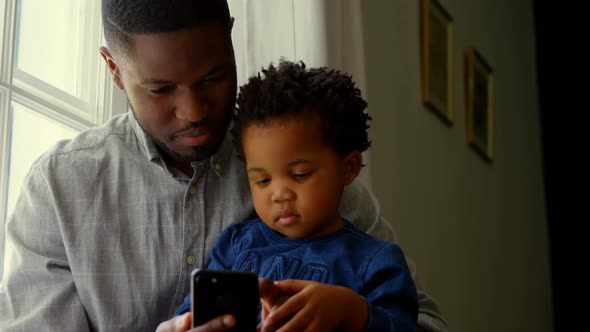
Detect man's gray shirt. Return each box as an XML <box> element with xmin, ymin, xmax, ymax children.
<box><xmin>0</xmin><ymin>112</ymin><xmax>447</xmax><ymax>331</ymax></box>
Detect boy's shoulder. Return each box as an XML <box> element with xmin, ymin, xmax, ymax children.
<box><xmin>342</xmin><ymin>220</ymin><xmax>385</xmax><ymax>242</ymax></box>
<box><xmin>341</xmin><ymin>220</ymin><xmax>404</xmax><ymax>254</ymax></box>
<box><xmin>221</xmin><ymin>218</ymin><xmax>264</xmax><ymax>237</ymax></box>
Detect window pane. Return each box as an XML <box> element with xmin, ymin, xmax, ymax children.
<box><xmin>0</xmin><ymin>1</ymin><xmax>5</xmax><ymax>56</ymax></box>
<box><xmin>14</xmin><ymin>0</ymin><xmax>84</xmax><ymax>97</ymax></box>
<box><xmin>6</xmin><ymin>102</ymin><xmax>78</xmax><ymax>218</ymax></box>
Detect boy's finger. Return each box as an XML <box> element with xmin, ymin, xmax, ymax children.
<box><xmin>273</xmin><ymin>279</ymin><xmax>312</xmax><ymax>293</ymax></box>
<box><xmin>263</xmin><ymin>293</ymin><xmax>306</xmax><ymax>328</ymax></box>
<box><xmin>259</xmin><ymin>278</ymin><xmax>282</xmax><ymax>304</ymax></box>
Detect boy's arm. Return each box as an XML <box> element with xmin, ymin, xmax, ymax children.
<box><xmin>340</xmin><ymin>180</ymin><xmax>448</xmax><ymax>332</ymax></box>
<box><xmin>259</xmin><ymin>280</ymin><xmax>368</xmax><ymax>332</ymax></box>
<box><xmin>0</xmin><ymin>167</ymin><xmax>90</xmax><ymax>331</ymax></box>
<box><xmin>259</xmin><ymin>244</ymin><xmax>417</xmax><ymax>332</ymax></box>
<box><xmin>205</xmin><ymin>224</ymin><xmax>239</xmax><ymax>271</ymax></box>
<box><xmin>361</xmin><ymin>243</ymin><xmax>418</xmax><ymax>332</ymax></box>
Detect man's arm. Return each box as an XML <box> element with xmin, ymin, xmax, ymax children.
<box><xmin>339</xmin><ymin>180</ymin><xmax>448</xmax><ymax>332</ymax></box>
<box><xmin>0</xmin><ymin>166</ymin><xmax>90</xmax><ymax>331</ymax></box>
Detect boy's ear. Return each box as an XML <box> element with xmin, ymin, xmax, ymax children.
<box><xmin>99</xmin><ymin>46</ymin><xmax>124</xmax><ymax>90</ymax></box>
<box><xmin>343</xmin><ymin>151</ymin><xmax>363</xmax><ymax>185</ymax></box>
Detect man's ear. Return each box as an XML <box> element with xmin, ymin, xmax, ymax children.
<box><xmin>99</xmin><ymin>46</ymin><xmax>124</xmax><ymax>90</ymax></box>
<box><xmin>343</xmin><ymin>151</ymin><xmax>363</xmax><ymax>185</ymax></box>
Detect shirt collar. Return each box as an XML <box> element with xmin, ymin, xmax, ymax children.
<box><xmin>128</xmin><ymin>110</ymin><xmax>233</xmax><ymax>178</ymax></box>
<box><xmin>128</xmin><ymin>110</ymin><xmax>161</xmax><ymax>162</ymax></box>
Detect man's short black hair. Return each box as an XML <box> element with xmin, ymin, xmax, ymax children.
<box><xmin>232</xmin><ymin>60</ymin><xmax>371</xmax><ymax>159</ymax></box>
<box><xmin>102</xmin><ymin>0</ymin><xmax>231</xmax><ymax>57</ymax></box>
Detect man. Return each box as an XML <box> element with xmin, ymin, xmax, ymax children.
<box><xmin>0</xmin><ymin>1</ymin><xmax>447</xmax><ymax>331</ymax></box>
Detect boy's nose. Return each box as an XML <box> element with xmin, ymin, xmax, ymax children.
<box><xmin>271</xmin><ymin>186</ymin><xmax>295</xmax><ymax>203</ymax></box>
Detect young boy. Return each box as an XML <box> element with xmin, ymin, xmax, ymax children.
<box><xmin>176</xmin><ymin>60</ymin><xmax>418</xmax><ymax>331</ymax></box>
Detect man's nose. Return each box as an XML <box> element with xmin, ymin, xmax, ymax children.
<box><xmin>176</xmin><ymin>89</ymin><xmax>208</xmax><ymax>122</ymax></box>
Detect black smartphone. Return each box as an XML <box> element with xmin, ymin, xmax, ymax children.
<box><xmin>191</xmin><ymin>269</ymin><xmax>259</xmax><ymax>331</ymax></box>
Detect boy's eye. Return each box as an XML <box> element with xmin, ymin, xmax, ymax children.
<box><xmin>149</xmin><ymin>85</ymin><xmax>175</xmax><ymax>95</ymax></box>
<box><xmin>292</xmin><ymin>172</ymin><xmax>311</xmax><ymax>180</ymax></box>
<box><xmin>255</xmin><ymin>177</ymin><xmax>271</xmax><ymax>185</ymax></box>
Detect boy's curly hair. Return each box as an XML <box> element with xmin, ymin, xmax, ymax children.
<box><xmin>231</xmin><ymin>60</ymin><xmax>371</xmax><ymax>158</ymax></box>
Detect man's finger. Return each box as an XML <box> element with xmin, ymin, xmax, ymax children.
<box><xmin>193</xmin><ymin>315</ymin><xmax>236</xmax><ymax>332</ymax></box>
<box><xmin>155</xmin><ymin>313</ymin><xmax>236</xmax><ymax>332</ymax></box>
<box><xmin>155</xmin><ymin>313</ymin><xmax>191</xmax><ymax>332</ymax></box>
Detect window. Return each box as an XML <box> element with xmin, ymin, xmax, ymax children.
<box><xmin>0</xmin><ymin>0</ymin><xmax>320</xmax><ymax>281</ymax></box>
<box><xmin>0</xmin><ymin>0</ymin><xmax>125</xmax><ymax>279</ymax></box>
<box><xmin>13</xmin><ymin>0</ymin><xmax>101</xmax><ymax>120</ymax></box>
<box><xmin>5</xmin><ymin>102</ymin><xmax>78</xmax><ymax>218</ymax></box>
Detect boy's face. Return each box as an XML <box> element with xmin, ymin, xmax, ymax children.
<box><xmin>242</xmin><ymin>115</ymin><xmax>361</xmax><ymax>239</ymax></box>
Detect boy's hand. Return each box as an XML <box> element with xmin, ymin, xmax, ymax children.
<box><xmin>155</xmin><ymin>313</ymin><xmax>236</xmax><ymax>332</ymax></box>
<box><xmin>260</xmin><ymin>280</ymin><xmax>368</xmax><ymax>332</ymax></box>
<box><xmin>258</xmin><ymin>278</ymin><xmax>291</xmax><ymax>323</ymax></box>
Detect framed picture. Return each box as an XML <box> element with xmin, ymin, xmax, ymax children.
<box><xmin>420</xmin><ymin>0</ymin><xmax>454</xmax><ymax>125</ymax></box>
<box><xmin>465</xmin><ymin>47</ymin><xmax>494</xmax><ymax>161</ymax></box>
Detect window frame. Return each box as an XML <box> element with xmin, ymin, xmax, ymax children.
<box><xmin>0</xmin><ymin>0</ymin><xmax>126</xmax><ymax>279</ymax></box>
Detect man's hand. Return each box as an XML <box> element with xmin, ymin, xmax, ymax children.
<box><xmin>157</xmin><ymin>278</ymin><xmax>280</xmax><ymax>332</ymax></box>
<box><xmin>259</xmin><ymin>280</ymin><xmax>368</xmax><ymax>332</ymax></box>
<box><xmin>155</xmin><ymin>313</ymin><xmax>236</xmax><ymax>332</ymax></box>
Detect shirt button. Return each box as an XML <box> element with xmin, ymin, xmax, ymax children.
<box><xmin>186</xmin><ymin>255</ymin><xmax>196</xmax><ymax>265</ymax></box>
<box><xmin>189</xmin><ymin>186</ymin><xmax>197</xmax><ymax>195</ymax></box>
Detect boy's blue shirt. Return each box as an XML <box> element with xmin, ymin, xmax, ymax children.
<box><xmin>176</xmin><ymin>218</ymin><xmax>418</xmax><ymax>332</ymax></box>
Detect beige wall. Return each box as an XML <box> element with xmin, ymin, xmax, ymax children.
<box><xmin>361</xmin><ymin>0</ymin><xmax>553</xmax><ymax>331</ymax></box>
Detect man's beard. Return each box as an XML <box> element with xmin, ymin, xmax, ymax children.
<box><xmin>152</xmin><ymin>137</ymin><xmax>209</xmax><ymax>163</ymax></box>
<box><xmin>129</xmin><ymin>107</ymin><xmax>225</xmax><ymax>163</ymax></box>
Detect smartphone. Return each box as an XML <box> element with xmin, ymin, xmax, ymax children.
<box><xmin>191</xmin><ymin>269</ymin><xmax>259</xmax><ymax>331</ymax></box>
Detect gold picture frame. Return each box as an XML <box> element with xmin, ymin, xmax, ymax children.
<box><xmin>465</xmin><ymin>47</ymin><xmax>494</xmax><ymax>162</ymax></box>
<box><xmin>420</xmin><ymin>0</ymin><xmax>454</xmax><ymax>125</ymax></box>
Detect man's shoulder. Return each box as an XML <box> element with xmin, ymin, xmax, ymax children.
<box><xmin>33</xmin><ymin>113</ymin><xmax>133</xmax><ymax>167</ymax></box>
<box><xmin>339</xmin><ymin>179</ymin><xmax>397</xmax><ymax>243</ymax></box>
<box><xmin>339</xmin><ymin>180</ymin><xmax>379</xmax><ymax>231</ymax></box>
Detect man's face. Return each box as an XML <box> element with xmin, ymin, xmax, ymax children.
<box><xmin>103</xmin><ymin>22</ymin><xmax>237</xmax><ymax>162</ymax></box>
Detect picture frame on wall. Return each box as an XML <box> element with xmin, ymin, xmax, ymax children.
<box><xmin>420</xmin><ymin>0</ymin><xmax>454</xmax><ymax>125</ymax></box>
<box><xmin>465</xmin><ymin>47</ymin><xmax>494</xmax><ymax>162</ymax></box>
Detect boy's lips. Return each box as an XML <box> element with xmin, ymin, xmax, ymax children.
<box><xmin>274</xmin><ymin>210</ymin><xmax>300</xmax><ymax>226</ymax></box>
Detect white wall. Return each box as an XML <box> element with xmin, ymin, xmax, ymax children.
<box><xmin>361</xmin><ymin>1</ymin><xmax>553</xmax><ymax>331</ymax></box>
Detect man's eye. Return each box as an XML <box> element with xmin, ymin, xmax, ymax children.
<box><xmin>203</xmin><ymin>74</ymin><xmax>225</xmax><ymax>84</ymax></box>
<box><xmin>149</xmin><ymin>86</ymin><xmax>175</xmax><ymax>95</ymax></box>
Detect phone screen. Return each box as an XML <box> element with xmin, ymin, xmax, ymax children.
<box><xmin>191</xmin><ymin>269</ymin><xmax>259</xmax><ymax>331</ymax></box>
